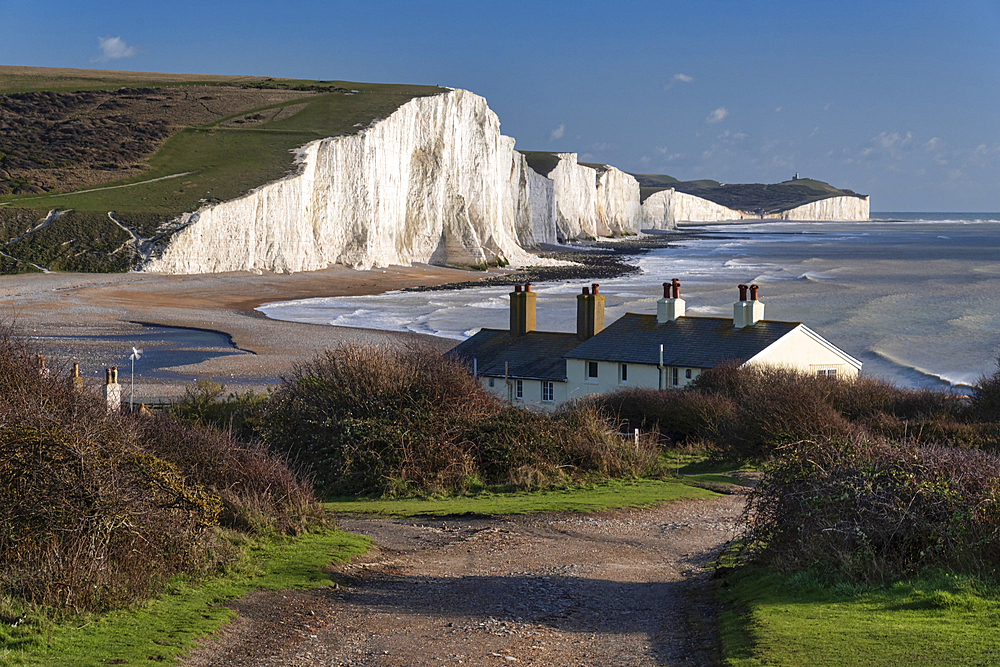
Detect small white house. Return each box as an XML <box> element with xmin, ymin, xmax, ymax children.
<box><xmin>450</xmin><ymin>280</ymin><xmax>861</xmax><ymax>407</ymax></box>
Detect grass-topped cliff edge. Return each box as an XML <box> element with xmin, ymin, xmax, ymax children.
<box><xmin>0</xmin><ymin>65</ymin><xmax>445</xmax><ymax>273</ymax></box>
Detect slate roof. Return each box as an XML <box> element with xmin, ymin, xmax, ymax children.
<box><xmin>564</xmin><ymin>314</ymin><xmax>802</xmax><ymax>368</ymax></box>
<box><xmin>449</xmin><ymin>329</ymin><xmax>582</xmax><ymax>381</ymax></box>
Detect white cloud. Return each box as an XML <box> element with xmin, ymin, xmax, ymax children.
<box><xmin>705</xmin><ymin>107</ymin><xmax>728</xmax><ymax>124</ymax></box>
<box><xmin>925</xmin><ymin>137</ymin><xmax>943</xmax><ymax>151</ymax></box>
<box><xmin>95</xmin><ymin>36</ymin><xmax>137</xmax><ymax>62</ymax></box>
<box><xmin>664</xmin><ymin>73</ymin><xmax>694</xmax><ymax>90</ymax></box>
<box><xmin>550</xmin><ymin>124</ymin><xmax>565</xmax><ymax>140</ymax></box>
<box><xmin>775</xmin><ymin>106</ymin><xmax>783</xmax><ymax>113</ymax></box>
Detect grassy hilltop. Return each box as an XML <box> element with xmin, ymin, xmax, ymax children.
<box><xmin>0</xmin><ymin>65</ymin><xmax>445</xmax><ymax>272</ymax></box>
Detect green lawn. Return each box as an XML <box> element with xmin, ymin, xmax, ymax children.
<box><xmin>718</xmin><ymin>567</ymin><xmax>1000</xmax><ymax>666</ymax></box>
<box><xmin>325</xmin><ymin>477</ymin><xmax>721</xmax><ymax>516</ymax></box>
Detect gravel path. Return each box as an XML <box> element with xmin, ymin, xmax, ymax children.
<box><xmin>182</xmin><ymin>495</ymin><xmax>743</xmax><ymax>667</ymax></box>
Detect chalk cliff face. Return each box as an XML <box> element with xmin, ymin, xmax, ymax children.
<box><xmin>639</xmin><ymin>189</ymin><xmax>869</xmax><ymax>225</ymax></box>
<box><xmin>525</xmin><ymin>155</ymin><xmax>642</xmax><ymax>241</ymax></box>
<box><xmin>142</xmin><ymin>88</ymin><xmax>867</xmax><ymax>275</ymax></box>
<box><xmin>513</xmin><ymin>152</ymin><xmax>556</xmax><ymax>246</ymax></box>
<box><xmin>546</xmin><ymin>154</ymin><xmax>599</xmax><ymax>241</ymax></box>
<box><xmin>595</xmin><ymin>166</ymin><xmax>641</xmax><ymax>236</ymax></box>
<box><xmin>640</xmin><ymin>189</ymin><xmax>750</xmax><ymax>226</ymax></box>
<box><xmin>776</xmin><ymin>195</ymin><xmax>870</xmax><ymax>221</ymax></box>
<box><xmin>146</xmin><ymin>90</ymin><xmax>541</xmax><ymax>273</ymax></box>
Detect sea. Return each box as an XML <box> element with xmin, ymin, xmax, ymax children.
<box><xmin>257</xmin><ymin>213</ymin><xmax>1000</xmax><ymax>392</ymax></box>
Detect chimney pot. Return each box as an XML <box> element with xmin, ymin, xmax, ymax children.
<box><xmin>514</xmin><ymin>284</ymin><xmax>522</xmax><ymax>293</ymax></box>
<box><xmin>738</xmin><ymin>284</ymin><xmax>749</xmax><ymax>301</ymax></box>
<box><xmin>525</xmin><ymin>283</ymin><xmax>532</xmax><ymax>292</ymax></box>
<box><xmin>750</xmin><ymin>284</ymin><xmax>759</xmax><ymax>301</ymax></box>
<box><xmin>592</xmin><ymin>283</ymin><xmax>600</xmax><ymax>295</ymax></box>
<box><xmin>663</xmin><ymin>282</ymin><xmax>670</xmax><ymax>299</ymax></box>
<box><xmin>671</xmin><ymin>278</ymin><xmax>681</xmax><ymax>299</ymax></box>
<box><xmin>582</xmin><ymin>286</ymin><xmax>590</xmax><ymax>295</ymax></box>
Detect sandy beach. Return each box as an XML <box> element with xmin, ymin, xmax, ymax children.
<box><xmin>0</xmin><ymin>263</ymin><xmax>492</xmax><ymax>399</ymax></box>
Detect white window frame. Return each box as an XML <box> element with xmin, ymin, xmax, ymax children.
<box><xmin>671</xmin><ymin>367</ymin><xmax>679</xmax><ymax>386</ymax></box>
<box><xmin>586</xmin><ymin>361</ymin><xmax>599</xmax><ymax>383</ymax></box>
<box><xmin>620</xmin><ymin>363</ymin><xmax>628</xmax><ymax>385</ymax></box>
<box><xmin>542</xmin><ymin>381</ymin><xmax>554</xmax><ymax>402</ymax></box>
<box><xmin>515</xmin><ymin>379</ymin><xmax>523</xmax><ymax>399</ymax></box>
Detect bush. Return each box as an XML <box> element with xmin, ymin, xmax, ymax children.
<box><xmin>0</xmin><ymin>325</ymin><xmax>321</xmax><ymax>611</ymax></box>
<box><xmin>261</xmin><ymin>342</ymin><xmax>661</xmax><ymax>497</ymax></box>
<box><xmin>691</xmin><ymin>364</ymin><xmax>855</xmax><ymax>460</ymax></box>
<box><xmin>169</xmin><ymin>378</ymin><xmax>268</xmax><ymax>443</ymax></box>
<box><xmin>589</xmin><ymin>386</ymin><xmax>735</xmax><ymax>445</ymax></box>
<box><xmin>739</xmin><ymin>435</ymin><xmax>1000</xmax><ymax>582</ymax></box>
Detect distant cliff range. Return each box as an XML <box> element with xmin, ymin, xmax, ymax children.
<box><xmin>0</xmin><ymin>68</ymin><xmax>867</xmax><ymax>275</ymax></box>
<box><xmin>144</xmin><ymin>90</ymin><xmax>868</xmax><ymax>274</ymax></box>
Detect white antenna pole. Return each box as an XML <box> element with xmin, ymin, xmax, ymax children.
<box><xmin>129</xmin><ymin>347</ymin><xmax>142</xmax><ymax>411</ymax></box>
<box><xmin>658</xmin><ymin>344</ymin><xmax>664</xmax><ymax>390</ymax></box>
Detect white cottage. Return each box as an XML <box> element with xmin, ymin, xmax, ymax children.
<box><xmin>449</xmin><ymin>280</ymin><xmax>861</xmax><ymax>407</ymax></box>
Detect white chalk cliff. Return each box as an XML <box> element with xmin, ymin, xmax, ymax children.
<box><xmin>640</xmin><ymin>190</ymin><xmax>869</xmax><ymax>225</ymax></box>
<box><xmin>147</xmin><ymin>90</ymin><xmax>548</xmax><ymax>273</ymax></box>
<box><xmin>142</xmin><ymin>89</ymin><xmax>867</xmax><ymax>275</ymax></box>
<box><xmin>775</xmin><ymin>195</ymin><xmax>870</xmax><ymax>221</ymax></box>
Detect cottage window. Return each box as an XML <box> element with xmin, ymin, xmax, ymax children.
<box><xmin>588</xmin><ymin>361</ymin><xmax>599</xmax><ymax>380</ymax></box>
<box><xmin>515</xmin><ymin>379</ymin><xmax>523</xmax><ymax>399</ymax></box>
<box><xmin>620</xmin><ymin>363</ymin><xmax>628</xmax><ymax>384</ymax></box>
<box><xmin>488</xmin><ymin>377</ymin><xmax>495</xmax><ymax>387</ymax></box>
<box><xmin>542</xmin><ymin>381</ymin><xmax>554</xmax><ymax>402</ymax></box>
<box><xmin>817</xmin><ymin>369</ymin><xmax>838</xmax><ymax>378</ymax></box>
<box><xmin>685</xmin><ymin>369</ymin><xmax>692</xmax><ymax>379</ymax></box>
<box><xmin>671</xmin><ymin>367</ymin><xmax>679</xmax><ymax>386</ymax></box>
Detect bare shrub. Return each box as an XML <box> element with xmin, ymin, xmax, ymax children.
<box><xmin>589</xmin><ymin>387</ymin><xmax>735</xmax><ymax>445</ymax></box>
<box><xmin>740</xmin><ymin>435</ymin><xmax>1000</xmax><ymax>581</ymax></box>
<box><xmin>691</xmin><ymin>364</ymin><xmax>855</xmax><ymax>460</ymax></box>
<box><xmin>0</xmin><ymin>324</ymin><xmax>320</xmax><ymax>611</ymax></box>
<box><xmin>135</xmin><ymin>414</ymin><xmax>323</xmax><ymax>535</ymax></box>
<box><xmin>262</xmin><ymin>342</ymin><xmax>657</xmax><ymax>497</ymax></box>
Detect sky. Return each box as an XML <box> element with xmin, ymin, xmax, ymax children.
<box><xmin>2</xmin><ymin>0</ymin><xmax>999</xmax><ymax>212</ymax></box>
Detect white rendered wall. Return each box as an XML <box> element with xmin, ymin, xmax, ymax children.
<box><xmin>746</xmin><ymin>326</ymin><xmax>861</xmax><ymax>378</ymax></box>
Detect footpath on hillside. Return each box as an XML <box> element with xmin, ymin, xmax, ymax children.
<box><xmin>182</xmin><ymin>495</ymin><xmax>743</xmax><ymax>667</ymax></box>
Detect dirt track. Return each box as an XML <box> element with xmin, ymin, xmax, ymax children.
<box><xmin>182</xmin><ymin>495</ymin><xmax>743</xmax><ymax>667</ymax></box>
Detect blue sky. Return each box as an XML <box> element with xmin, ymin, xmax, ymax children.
<box><xmin>3</xmin><ymin>0</ymin><xmax>998</xmax><ymax>211</ymax></box>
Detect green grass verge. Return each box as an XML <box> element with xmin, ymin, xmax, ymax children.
<box><xmin>717</xmin><ymin>567</ymin><xmax>1000</xmax><ymax>666</ymax></box>
<box><xmin>0</xmin><ymin>528</ymin><xmax>369</xmax><ymax>667</ymax></box>
<box><xmin>325</xmin><ymin>477</ymin><xmax>721</xmax><ymax>516</ymax></box>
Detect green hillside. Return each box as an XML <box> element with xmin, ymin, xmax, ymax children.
<box><xmin>0</xmin><ymin>65</ymin><xmax>445</xmax><ymax>272</ymax></box>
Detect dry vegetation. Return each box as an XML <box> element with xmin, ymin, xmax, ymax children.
<box><xmin>260</xmin><ymin>342</ymin><xmax>662</xmax><ymax>498</ymax></box>
<box><xmin>0</xmin><ymin>86</ymin><xmax>313</xmax><ymax>194</ymax></box>
<box><xmin>0</xmin><ymin>327</ymin><xmax>323</xmax><ymax>612</ymax></box>
<box><xmin>591</xmin><ymin>362</ymin><xmax>1000</xmax><ymax>582</ymax></box>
